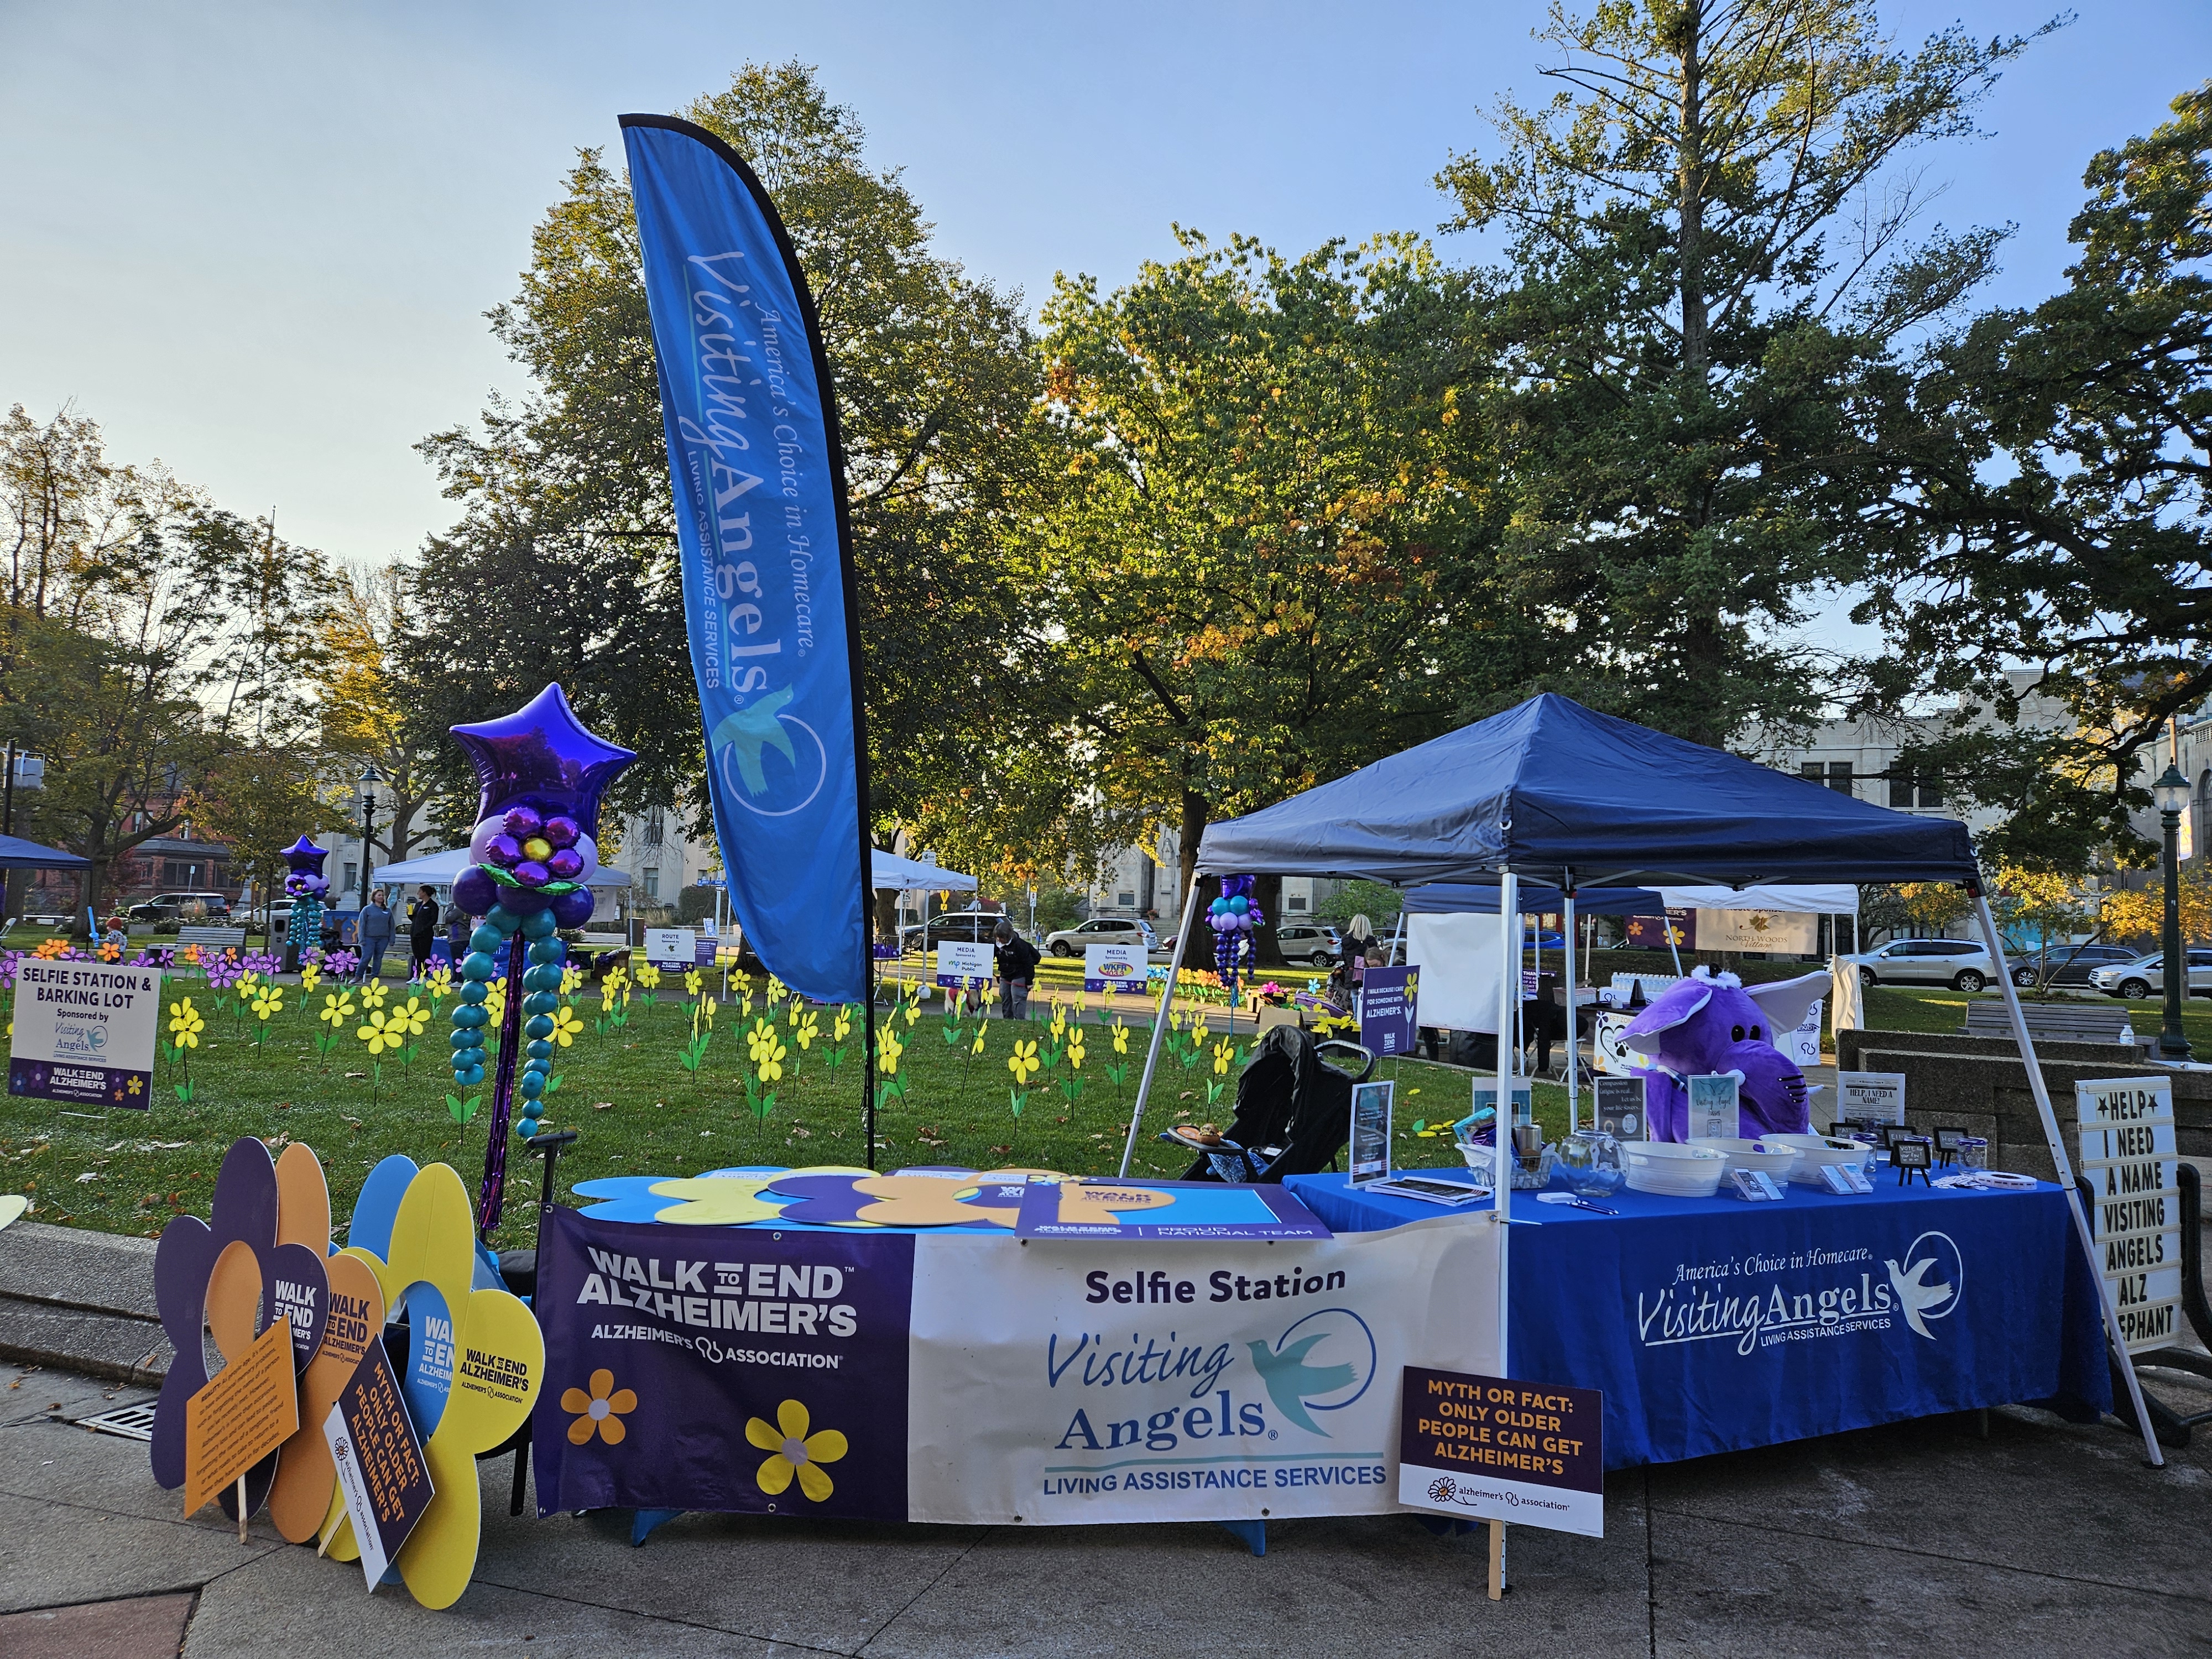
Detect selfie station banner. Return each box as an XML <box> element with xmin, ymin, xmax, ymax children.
<box><xmin>532</xmin><ymin>1208</ymin><xmax>1498</xmax><ymax>1525</ymax></box>
<box><xmin>623</xmin><ymin>113</ymin><xmax>869</xmax><ymax>1007</ymax></box>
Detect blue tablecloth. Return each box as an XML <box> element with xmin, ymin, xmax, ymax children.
<box><xmin>1285</xmin><ymin>1171</ymin><xmax>2110</xmax><ymax>1469</ymax></box>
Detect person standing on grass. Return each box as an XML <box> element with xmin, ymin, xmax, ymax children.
<box><xmin>994</xmin><ymin>917</ymin><xmax>1038</xmax><ymax>1022</ymax></box>
<box><xmin>407</xmin><ymin>884</ymin><xmax>438</xmax><ymax>979</ymax></box>
<box><xmin>358</xmin><ymin>887</ymin><xmax>394</xmax><ymax>983</ymax></box>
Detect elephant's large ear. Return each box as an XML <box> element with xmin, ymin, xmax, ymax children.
<box><xmin>1743</xmin><ymin>971</ymin><xmax>1828</xmax><ymax>1038</ymax></box>
<box><xmin>1621</xmin><ymin>987</ymin><xmax>1709</xmax><ymax>1055</ymax></box>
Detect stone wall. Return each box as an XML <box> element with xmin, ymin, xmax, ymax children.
<box><xmin>1835</xmin><ymin>1029</ymin><xmax>2212</xmax><ymax>1182</ymax></box>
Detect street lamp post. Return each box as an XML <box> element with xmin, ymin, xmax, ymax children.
<box><xmin>2154</xmin><ymin>763</ymin><xmax>2192</xmax><ymax>1062</ymax></box>
<box><xmin>356</xmin><ymin>763</ymin><xmax>383</xmax><ymax>911</ymax></box>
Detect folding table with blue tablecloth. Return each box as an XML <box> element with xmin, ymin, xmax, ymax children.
<box><xmin>1285</xmin><ymin>1171</ymin><xmax>2110</xmax><ymax>1469</ymax></box>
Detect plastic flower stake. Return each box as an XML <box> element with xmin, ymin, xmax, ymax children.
<box><xmin>249</xmin><ymin>985</ymin><xmax>283</xmax><ymax>1050</ymax></box>
<box><xmin>874</xmin><ymin>1021</ymin><xmax>908</xmax><ymax>1111</ymax></box>
<box><xmin>823</xmin><ymin>1004</ymin><xmax>853</xmax><ymax>1076</ymax></box>
<box><xmin>314</xmin><ymin>992</ymin><xmax>355</xmax><ymax>1070</ymax></box>
<box><xmin>357</xmin><ymin>1010</ymin><xmax>401</xmax><ymax>1099</ymax></box>
<box><xmin>166</xmin><ymin>997</ymin><xmax>205</xmax><ymax>1102</ymax></box>
<box><xmin>684</xmin><ymin>968</ymin><xmax>702</xmax><ymax>998</ymax></box>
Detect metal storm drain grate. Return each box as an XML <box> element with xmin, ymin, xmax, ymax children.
<box><xmin>79</xmin><ymin>1402</ymin><xmax>158</xmax><ymax>1441</ymax></box>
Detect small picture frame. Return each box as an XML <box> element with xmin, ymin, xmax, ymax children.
<box><xmin>1893</xmin><ymin>1137</ymin><xmax>1933</xmax><ymax>1186</ymax></box>
<box><xmin>1933</xmin><ymin>1126</ymin><xmax>1964</xmax><ymax>1165</ymax></box>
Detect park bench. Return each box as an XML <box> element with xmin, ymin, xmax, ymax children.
<box><xmin>1960</xmin><ymin>998</ymin><xmax>2151</xmax><ymax>1053</ymax></box>
<box><xmin>176</xmin><ymin>924</ymin><xmax>246</xmax><ymax>954</ymax></box>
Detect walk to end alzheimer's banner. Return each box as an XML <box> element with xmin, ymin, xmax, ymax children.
<box><xmin>533</xmin><ymin>1207</ymin><xmax>1498</xmax><ymax>1524</ymax></box>
<box><xmin>620</xmin><ymin>114</ymin><xmax>868</xmax><ymax>1006</ymax></box>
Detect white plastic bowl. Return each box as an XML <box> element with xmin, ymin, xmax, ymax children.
<box><xmin>1688</xmin><ymin>1137</ymin><xmax>1801</xmax><ymax>1180</ymax></box>
<box><xmin>1623</xmin><ymin>1141</ymin><xmax>1726</xmax><ymax>1197</ymax></box>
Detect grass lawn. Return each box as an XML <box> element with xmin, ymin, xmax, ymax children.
<box><xmin>19</xmin><ymin>931</ymin><xmax>2194</xmax><ymax>1249</ymax></box>
<box><xmin>0</xmin><ymin>951</ymin><xmax>1566</xmax><ymax>1247</ymax></box>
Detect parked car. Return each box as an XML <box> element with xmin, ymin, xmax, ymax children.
<box><xmin>1274</xmin><ymin>922</ymin><xmax>1342</xmax><ymax>967</ymax></box>
<box><xmin>1045</xmin><ymin>916</ymin><xmax>1157</xmax><ymax>957</ymax></box>
<box><xmin>2089</xmin><ymin>950</ymin><xmax>2212</xmax><ymax>1000</ymax></box>
<box><xmin>2010</xmin><ymin>942</ymin><xmax>2140</xmax><ymax>988</ymax></box>
<box><xmin>899</xmin><ymin>910</ymin><xmax>1013</xmax><ymax>953</ymax></box>
<box><xmin>1837</xmin><ymin>938</ymin><xmax>2020</xmax><ymax>993</ymax></box>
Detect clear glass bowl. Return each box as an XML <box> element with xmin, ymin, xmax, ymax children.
<box><xmin>1556</xmin><ymin>1128</ymin><xmax>1626</xmax><ymax>1198</ymax></box>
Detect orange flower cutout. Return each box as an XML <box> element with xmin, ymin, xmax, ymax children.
<box><xmin>561</xmin><ymin>1368</ymin><xmax>637</xmax><ymax>1445</ymax></box>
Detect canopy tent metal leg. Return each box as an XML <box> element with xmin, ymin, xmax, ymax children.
<box><xmin>1563</xmin><ymin>889</ymin><xmax>1579</xmax><ymax>1133</ymax></box>
<box><xmin>1119</xmin><ymin>879</ymin><xmax>1205</xmax><ymax>1178</ymax></box>
<box><xmin>1969</xmin><ymin>884</ymin><xmax>2163</xmax><ymax>1467</ymax></box>
<box><xmin>1490</xmin><ymin>869</ymin><xmax>1518</xmax><ymax>1597</ymax></box>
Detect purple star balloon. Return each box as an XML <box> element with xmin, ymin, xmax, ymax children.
<box><xmin>451</xmin><ymin>683</ymin><xmax>635</xmax><ymax>842</ymax></box>
<box><xmin>279</xmin><ymin>835</ymin><xmax>330</xmax><ymax>878</ymax></box>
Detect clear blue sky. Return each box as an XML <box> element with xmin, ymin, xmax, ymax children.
<box><xmin>0</xmin><ymin>1</ymin><xmax>2200</xmax><ymax>569</ymax></box>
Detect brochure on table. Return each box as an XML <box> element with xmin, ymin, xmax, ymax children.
<box><xmin>1011</xmin><ymin>1178</ymin><xmax>1332</xmax><ymax>1240</ymax></box>
<box><xmin>1349</xmin><ymin>1078</ymin><xmax>1394</xmax><ymax>1183</ymax></box>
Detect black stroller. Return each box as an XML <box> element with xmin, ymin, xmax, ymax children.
<box><xmin>1174</xmin><ymin>1023</ymin><xmax>1375</xmax><ymax>1183</ymax></box>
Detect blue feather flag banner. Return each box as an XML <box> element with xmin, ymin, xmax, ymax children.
<box><xmin>621</xmin><ymin>114</ymin><xmax>869</xmax><ymax>1005</ymax></box>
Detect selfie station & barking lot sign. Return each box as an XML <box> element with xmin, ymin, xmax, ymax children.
<box><xmin>8</xmin><ymin>961</ymin><xmax>160</xmax><ymax>1108</ymax></box>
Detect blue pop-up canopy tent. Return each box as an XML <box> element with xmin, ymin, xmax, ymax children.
<box><xmin>1196</xmin><ymin>693</ymin><xmax>1974</xmax><ymax>887</ymax></box>
<box><xmin>0</xmin><ymin>833</ymin><xmax>88</xmax><ymax>870</ymax></box>
<box><xmin>1118</xmin><ymin>693</ymin><xmax>2158</xmax><ymax>1459</ymax></box>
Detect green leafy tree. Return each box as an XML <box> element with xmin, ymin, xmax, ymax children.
<box><xmin>1436</xmin><ymin>0</ymin><xmax>2048</xmax><ymax>747</ymax></box>
<box><xmin>1853</xmin><ymin>84</ymin><xmax>2212</xmax><ymax>870</ymax></box>
<box><xmin>1015</xmin><ymin>231</ymin><xmax>1500</xmax><ymax>916</ymax></box>
<box><xmin>404</xmin><ymin>61</ymin><xmax>1045</xmax><ymax>844</ymax></box>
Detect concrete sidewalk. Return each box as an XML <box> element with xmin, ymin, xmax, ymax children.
<box><xmin>2</xmin><ymin>1353</ymin><xmax>2207</xmax><ymax>1658</ymax></box>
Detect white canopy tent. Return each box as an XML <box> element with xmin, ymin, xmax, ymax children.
<box><xmin>372</xmin><ymin>847</ymin><xmax>632</xmax><ymax>890</ymax></box>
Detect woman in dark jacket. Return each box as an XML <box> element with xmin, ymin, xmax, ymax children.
<box><xmin>407</xmin><ymin>884</ymin><xmax>438</xmax><ymax>980</ymax></box>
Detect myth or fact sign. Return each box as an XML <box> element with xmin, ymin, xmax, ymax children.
<box><xmin>323</xmin><ymin>1342</ymin><xmax>435</xmax><ymax>1590</ymax></box>
<box><xmin>936</xmin><ymin>941</ymin><xmax>995</xmax><ymax>989</ymax></box>
<box><xmin>643</xmin><ymin>928</ymin><xmax>697</xmax><ymax>972</ymax></box>
<box><xmin>1082</xmin><ymin>942</ymin><xmax>1146</xmax><ymax>994</ymax></box>
<box><xmin>2077</xmin><ymin>1076</ymin><xmax>2182</xmax><ymax>1353</ymax></box>
<box><xmin>7</xmin><ymin>962</ymin><xmax>161</xmax><ymax>1109</ymax></box>
<box><xmin>1397</xmin><ymin>1365</ymin><xmax>1603</xmax><ymax>1538</ymax></box>
<box><xmin>1357</xmin><ymin>966</ymin><xmax>1419</xmax><ymax>1056</ymax></box>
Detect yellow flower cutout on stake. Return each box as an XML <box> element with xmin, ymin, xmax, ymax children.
<box><xmin>747</xmin><ymin>1399</ymin><xmax>847</xmax><ymax>1502</ymax></box>
<box><xmin>358</xmin><ymin>1010</ymin><xmax>402</xmax><ymax>1056</ymax></box>
<box><xmin>560</xmin><ymin>964</ymin><xmax>582</xmax><ymax>998</ymax></box>
<box><xmin>392</xmin><ymin>995</ymin><xmax>429</xmax><ymax>1039</ymax></box>
<box><xmin>250</xmin><ymin>985</ymin><xmax>284</xmax><ymax>1020</ymax></box>
<box><xmin>1067</xmin><ymin>1030</ymin><xmax>1086</xmax><ymax>1070</ymax></box>
<box><xmin>747</xmin><ymin>1017</ymin><xmax>779</xmax><ymax>1065</ymax></box>
<box><xmin>1008</xmin><ymin>1039</ymin><xmax>1040</xmax><ymax>1086</ymax></box>
<box><xmin>298</xmin><ymin>962</ymin><xmax>321</xmax><ymax>996</ymax></box>
<box><xmin>758</xmin><ymin>1032</ymin><xmax>788</xmax><ymax>1084</ymax></box>
<box><xmin>484</xmin><ymin>978</ymin><xmax>507</xmax><ymax>1027</ymax></box>
<box><xmin>359</xmin><ymin>980</ymin><xmax>389</xmax><ymax>1012</ymax></box>
<box><xmin>684</xmin><ymin>968</ymin><xmax>702</xmax><ymax>998</ymax></box>
<box><xmin>425</xmin><ymin>964</ymin><xmax>455</xmax><ymax>1000</ymax></box>
<box><xmin>550</xmin><ymin>1005</ymin><xmax>584</xmax><ymax>1047</ymax></box>
<box><xmin>830</xmin><ymin>1005</ymin><xmax>851</xmax><ymax>1044</ymax></box>
<box><xmin>972</xmin><ymin>1020</ymin><xmax>989</xmax><ymax>1056</ymax></box>
<box><xmin>1112</xmin><ymin>1019</ymin><xmax>1129</xmax><ymax>1055</ymax></box>
<box><xmin>637</xmin><ymin>964</ymin><xmax>661</xmax><ymax>992</ymax></box>
<box><xmin>166</xmin><ymin>998</ymin><xmax>205</xmax><ymax>1049</ymax></box>
<box><xmin>317</xmin><ymin>992</ymin><xmax>356</xmax><ymax>1030</ymax></box>
<box><xmin>878</xmin><ymin>1023</ymin><xmax>904</xmax><ymax>1074</ymax></box>
<box><xmin>793</xmin><ymin>1009</ymin><xmax>821</xmax><ymax>1051</ymax></box>
<box><xmin>1212</xmin><ymin>1038</ymin><xmax>1234</xmax><ymax>1076</ymax></box>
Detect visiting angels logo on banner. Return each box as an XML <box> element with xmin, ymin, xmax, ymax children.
<box><xmin>530</xmin><ymin>1205</ymin><xmax>1500</xmax><ymax>1525</ymax></box>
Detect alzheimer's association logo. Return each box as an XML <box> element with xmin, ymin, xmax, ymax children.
<box><xmin>1885</xmin><ymin>1231</ymin><xmax>1964</xmax><ymax>1339</ymax></box>
<box><xmin>712</xmin><ymin>687</ymin><xmax>828</xmax><ymax>817</ymax></box>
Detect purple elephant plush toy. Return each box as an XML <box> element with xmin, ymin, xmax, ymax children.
<box><xmin>1619</xmin><ymin>966</ymin><xmax>1829</xmax><ymax>1142</ymax></box>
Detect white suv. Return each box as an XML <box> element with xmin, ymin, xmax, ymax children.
<box><xmin>1274</xmin><ymin>923</ymin><xmax>1342</xmax><ymax>967</ymax></box>
<box><xmin>1045</xmin><ymin>917</ymin><xmax>1157</xmax><ymax>957</ymax></box>
<box><xmin>2090</xmin><ymin>950</ymin><xmax>2212</xmax><ymax>1000</ymax></box>
<box><xmin>1839</xmin><ymin>938</ymin><xmax>2012</xmax><ymax>993</ymax></box>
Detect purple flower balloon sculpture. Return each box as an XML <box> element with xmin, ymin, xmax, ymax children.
<box><xmin>446</xmin><ymin>684</ymin><xmax>634</xmax><ymax>1230</ymax></box>
<box><xmin>280</xmin><ymin>835</ymin><xmax>331</xmax><ymax>956</ymax></box>
<box><xmin>1618</xmin><ymin>966</ymin><xmax>1828</xmax><ymax>1141</ymax></box>
<box><xmin>1207</xmin><ymin>874</ymin><xmax>1265</xmax><ymax>998</ymax></box>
